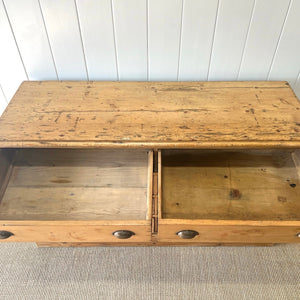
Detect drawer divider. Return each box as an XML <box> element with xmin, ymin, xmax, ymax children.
<box><xmin>151</xmin><ymin>151</ymin><xmax>159</xmax><ymax>234</ymax></box>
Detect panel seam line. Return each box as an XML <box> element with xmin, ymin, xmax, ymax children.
<box><xmin>207</xmin><ymin>0</ymin><xmax>220</xmax><ymax>80</ymax></box>
<box><xmin>267</xmin><ymin>0</ymin><xmax>293</xmax><ymax>80</ymax></box>
<box><xmin>177</xmin><ymin>0</ymin><xmax>184</xmax><ymax>81</ymax></box>
<box><xmin>37</xmin><ymin>0</ymin><xmax>59</xmax><ymax>80</ymax></box>
<box><xmin>111</xmin><ymin>0</ymin><xmax>120</xmax><ymax>81</ymax></box>
<box><xmin>2</xmin><ymin>0</ymin><xmax>29</xmax><ymax>80</ymax></box>
<box><xmin>236</xmin><ymin>0</ymin><xmax>256</xmax><ymax>80</ymax></box>
<box><xmin>74</xmin><ymin>0</ymin><xmax>90</xmax><ymax>81</ymax></box>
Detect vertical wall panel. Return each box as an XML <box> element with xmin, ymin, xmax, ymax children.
<box><xmin>0</xmin><ymin>85</ymin><xmax>7</xmax><ymax>116</ymax></box>
<box><xmin>148</xmin><ymin>0</ymin><xmax>182</xmax><ymax>80</ymax></box>
<box><xmin>39</xmin><ymin>0</ymin><xmax>88</xmax><ymax>80</ymax></box>
<box><xmin>0</xmin><ymin>0</ymin><xmax>300</xmax><ymax>93</ymax></box>
<box><xmin>76</xmin><ymin>0</ymin><xmax>117</xmax><ymax>80</ymax></box>
<box><xmin>238</xmin><ymin>0</ymin><xmax>290</xmax><ymax>80</ymax></box>
<box><xmin>208</xmin><ymin>0</ymin><xmax>254</xmax><ymax>80</ymax></box>
<box><xmin>178</xmin><ymin>0</ymin><xmax>218</xmax><ymax>81</ymax></box>
<box><xmin>4</xmin><ymin>0</ymin><xmax>57</xmax><ymax>80</ymax></box>
<box><xmin>0</xmin><ymin>1</ymin><xmax>27</xmax><ymax>102</ymax></box>
<box><xmin>268</xmin><ymin>0</ymin><xmax>300</xmax><ymax>86</ymax></box>
<box><xmin>112</xmin><ymin>0</ymin><xmax>147</xmax><ymax>80</ymax></box>
<box><xmin>293</xmin><ymin>72</ymin><xmax>300</xmax><ymax>99</ymax></box>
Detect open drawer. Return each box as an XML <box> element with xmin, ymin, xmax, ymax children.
<box><xmin>157</xmin><ymin>150</ymin><xmax>300</xmax><ymax>244</ymax></box>
<box><xmin>0</xmin><ymin>149</ymin><xmax>153</xmax><ymax>243</ymax></box>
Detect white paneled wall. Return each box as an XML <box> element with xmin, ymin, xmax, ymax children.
<box><xmin>0</xmin><ymin>0</ymin><xmax>300</xmax><ymax>114</ymax></box>
<box><xmin>0</xmin><ymin>0</ymin><xmax>27</xmax><ymax>106</ymax></box>
<box><xmin>208</xmin><ymin>0</ymin><xmax>255</xmax><ymax>80</ymax></box>
<box><xmin>76</xmin><ymin>0</ymin><xmax>117</xmax><ymax>80</ymax></box>
<box><xmin>113</xmin><ymin>0</ymin><xmax>147</xmax><ymax>80</ymax></box>
<box><xmin>238</xmin><ymin>0</ymin><xmax>291</xmax><ymax>80</ymax></box>
<box><xmin>4</xmin><ymin>0</ymin><xmax>57</xmax><ymax>80</ymax></box>
<box><xmin>178</xmin><ymin>0</ymin><xmax>218</xmax><ymax>80</ymax></box>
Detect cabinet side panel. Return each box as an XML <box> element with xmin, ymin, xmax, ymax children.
<box><xmin>0</xmin><ymin>150</ymin><xmax>15</xmax><ymax>203</ymax></box>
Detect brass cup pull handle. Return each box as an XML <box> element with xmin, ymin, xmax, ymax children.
<box><xmin>177</xmin><ymin>230</ymin><xmax>199</xmax><ymax>239</ymax></box>
<box><xmin>0</xmin><ymin>231</ymin><xmax>14</xmax><ymax>239</ymax></box>
<box><xmin>113</xmin><ymin>230</ymin><xmax>135</xmax><ymax>239</ymax></box>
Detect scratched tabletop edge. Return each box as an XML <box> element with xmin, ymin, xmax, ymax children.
<box><xmin>0</xmin><ymin>81</ymin><xmax>299</xmax><ymax>149</ymax></box>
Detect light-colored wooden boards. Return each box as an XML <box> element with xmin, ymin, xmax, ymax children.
<box><xmin>0</xmin><ymin>81</ymin><xmax>300</xmax><ymax>148</ymax></box>
<box><xmin>35</xmin><ymin>242</ymin><xmax>275</xmax><ymax>247</ymax></box>
<box><xmin>161</xmin><ymin>150</ymin><xmax>300</xmax><ymax>221</ymax></box>
<box><xmin>0</xmin><ymin>149</ymin><xmax>150</xmax><ymax>221</ymax></box>
<box><xmin>0</xmin><ymin>223</ymin><xmax>151</xmax><ymax>243</ymax></box>
<box><xmin>0</xmin><ymin>187</ymin><xmax>147</xmax><ymax>221</ymax></box>
<box><xmin>157</xmin><ymin>223</ymin><xmax>300</xmax><ymax>244</ymax></box>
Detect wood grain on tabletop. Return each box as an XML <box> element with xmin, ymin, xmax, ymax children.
<box><xmin>0</xmin><ymin>81</ymin><xmax>300</xmax><ymax>148</ymax></box>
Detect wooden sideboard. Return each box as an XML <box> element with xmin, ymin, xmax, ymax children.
<box><xmin>0</xmin><ymin>81</ymin><xmax>299</xmax><ymax>247</ymax></box>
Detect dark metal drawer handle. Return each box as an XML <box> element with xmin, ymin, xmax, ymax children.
<box><xmin>177</xmin><ymin>230</ymin><xmax>199</xmax><ymax>239</ymax></box>
<box><xmin>113</xmin><ymin>230</ymin><xmax>135</xmax><ymax>239</ymax></box>
<box><xmin>0</xmin><ymin>231</ymin><xmax>14</xmax><ymax>239</ymax></box>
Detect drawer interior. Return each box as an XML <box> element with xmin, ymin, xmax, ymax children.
<box><xmin>0</xmin><ymin>149</ymin><xmax>152</xmax><ymax>221</ymax></box>
<box><xmin>160</xmin><ymin>149</ymin><xmax>300</xmax><ymax>221</ymax></box>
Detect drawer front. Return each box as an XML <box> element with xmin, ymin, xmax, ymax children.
<box><xmin>157</xmin><ymin>224</ymin><xmax>300</xmax><ymax>244</ymax></box>
<box><xmin>0</xmin><ymin>224</ymin><xmax>151</xmax><ymax>243</ymax></box>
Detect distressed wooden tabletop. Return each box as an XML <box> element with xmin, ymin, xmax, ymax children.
<box><xmin>0</xmin><ymin>81</ymin><xmax>299</xmax><ymax>148</ymax></box>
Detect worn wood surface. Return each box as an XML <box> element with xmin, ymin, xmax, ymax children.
<box><xmin>161</xmin><ymin>150</ymin><xmax>300</xmax><ymax>220</ymax></box>
<box><xmin>156</xmin><ymin>223</ymin><xmax>300</xmax><ymax>244</ymax></box>
<box><xmin>35</xmin><ymin>242</ymin><xmax>275</xmax><ymax>247</ymax></box>
<box><xmin>0</xmin><ymin>149</ymin><xmax>150</xmax><ymax>221</ymax></box>
<box><xmin>0</xmin><ymin>81</ymin><xmax>300</xmax><ymax>148</ymax></box>
<box><xmin>0</xmin><ymin>223</ymin><xmax>151</xmax><ymax>243</ymax></box>
<box><xmin>147</xmin><ymin>151</ymin><xmax>154</xmax><ymax>221</ymax></box>
<box><xmin>0</xmin><ymin>150</ymin><xmax>15</xmax><ymax>201</ymax></box>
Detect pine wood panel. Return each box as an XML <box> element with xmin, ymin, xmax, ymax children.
<box><xmin>10</xmin><ymin>149</ymin><xmax>148</xmax><ymax>188</ymax></box>
<box><xmin>161</xmin><ymin>150</ymin><xmax>300</xmax><ymax>221</ymax></box>
<box><xmin>157</xmin><ymin>222</ymin><xmax>300</xmax><ymax>244</ymax></box>
<box><xmin>0</xmin><ymin>223</ymin><xmax>151</xmax><ymax>243</ymax></box>
<box><xmin>158</xmin><ymin>149</ymin><xmax>300</xmax><ymax>244</ymax></box>
<box><xmin>0</xmin><ymin>149</ymin><xmax>150</xmax><ymax>221</ymax></box>
<box><xmin>35</xmin><ymin>241</ymin><xmax>275</xmax><ymax>247</ymax></box>
<box><xmin>0</xmin><ymin>81</ymin><xmax>299</xmax><ymax>148</ymax></box>
<box><xmin>0</xmin><ymin>150</ymin><xmax>14</xmax><ymax>200</ymax></box>
<box><xmin>0</xmin><ymin>187</ymin><xmax>148</xmax><ymax>221</ymax></box>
